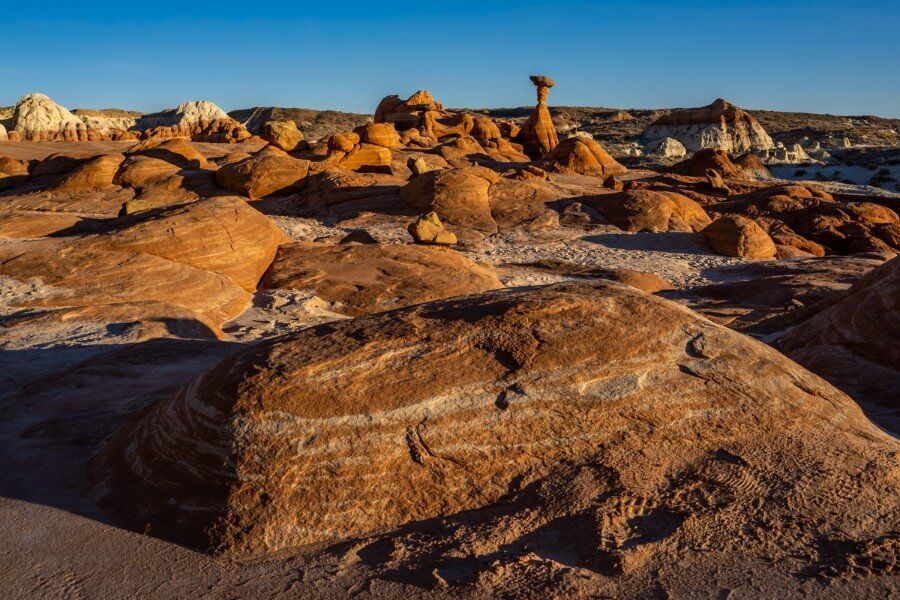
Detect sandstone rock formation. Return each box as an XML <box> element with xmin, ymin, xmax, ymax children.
<box><xmin>668</xmin><ymin>148</ymin><xmax>745</xmax><ymax>178</ymax></box>
<box><xmin>778</xmin><ymin>257</ymin><xmax>899</xmax><ymax>421</ymax></box>
<box><xmin>374</xmin><ymin>89</ymin><xmax>444</xmax><ymax>130</ymax></box>
<box><xmin>135</xmin><ymin>101</ymin><xmax>250</xmax><ymax>143</ymax></box>
<box><xmin>543</xmin><ymin>136</ymin><xmax>627</xmax><ymax>177</ymax></box>
<box><xmin>54</xmin><ymin>154</ymin><xmax>125</xmax><ymax>193</ymax></box>
<box><xmin>260</xmin><ymin>242</ymin><xmax>502</xmax><ymax>316</ymax></box>
<box><xmin>89</xmin><ymin>281</ymin><xmax>896</xmax><ymax>569</ymax></box>
<box><xmin>585</xmin><ymin>189</ymin><xmax>711</xmax><ymax>232</ymax></box>
<box><xmin>643</xmin><ymin>99</ymin><xmax>774</xmax><ymax>154</ymax></box>
<box><xmin>83</xmin><ymin>196</ymin><xmax>287</xmax><ymax>291</ymax></box>
<box><xmin>259</xmin><ymin>120</ymin><xmax>306</xmax><ymax>152</ymax></box>
<box><xmin>645</xmin><ymin>136</ymin><xmax>687</xmax><ymax>158</ymax></box>
<box><xmin>401</xmin><ymin>166</ymin><xmax>500</xmax><ymax>233</ymax></box>
<box><xmin>215</xmin><ymin>152</ymin><xmax>310</xmax><ymax>199</ymax></box>
<box><xmin>408</xmin><ymin>212</ymin><xmax>457</xmax><ymax>245</ymax></box>
<box><xmin>710</xmin><ymin>184</ymin><xmax>900</xmax><ymax>255</ymax></box>
<box><xmin>7</xmin><ymin>93</ymin><xmax>95</xmax><ymax>141</ymax></box>
<box><xmin>702</xmin><ymin>215</ymin><xmax>777</xmax><ymax>259</ymax></box>
<box><xmin>0</xmin><ymin>153</ymin><xmax>30</xmax><ymax>189</ymax></box>
<box><xmin>126</xmin><ymin>137</ymin><xmax>209</xmax><ymax>169</ymax></box>
<box><xmin>515</xmin><ymin>76</ymin><xmax>559</xmax><ymax>159</ymax></box>
<box><xmin>0</xmin><ymin>241</ymin><xmax>248</xmax><ymax>326</ymax></box>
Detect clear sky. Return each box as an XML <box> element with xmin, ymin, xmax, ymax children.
<box><xmin>4</xmin><ymin>1</ymin><xmax>899</xmax><ymax>117</ymax></box>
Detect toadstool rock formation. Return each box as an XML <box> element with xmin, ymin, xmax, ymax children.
<box><xmin>515</xmin><ymin>75</ymin><xmax>559</xmax><ymax>159</ymax></box>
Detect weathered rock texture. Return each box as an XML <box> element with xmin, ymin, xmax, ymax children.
<box><xmin>543</xmin><ymin>136</ymin><xmax>627</xmax><ymax>177</ymax></box>
<box><xmin>0</xmin><ymin>241</ymin><xmax>248</xmax><ymax>325</ymax></box>
<box><xmin>6</xmin><ymin>93</ymin><xmax>130</xmax><ymax>141</ymax></box>
<box><xmin>215</xmin><ymin>152</ymin><xmax>310</xmax><ymax>199</ymax></box>
<box><xmin>515</xmin><ymin>76</ymin><xmax>559</xmax><ymax>159</ymax></box>
<box><xmin>261</xmin><ymin>242</ymin><xmax>502</xmax><ymax>315</ymax></box>
<box><xmin>585</xmin><ymin>190</ymin><xmax>711</xmax><ymax>232</ymax></box>
<box><xmin>259</xmin><ymin>120</ymin><xmax>305</xmax><ymax>152</ymax></box>
<box><xmin>83</xmin><ymin>196</ymin><xmax>287</xmax><ymax>291</ymax></box>
<box><xmin>642</xmin><ymin>99</ymin><xmax>775</xmax><ymax>154</ymax></box>
<box><xmin>89</xmin><ymin>282</ymin><xmax>898</xmax><ymax>573</ymax></box>
<box><xmin>135</xmin><ymin>101</ymin><xmax>250</xmax><ymax>143</ymax></box>
<box><xmin>778</xmin><ymin>257</ymin><xmax>899</xmax><ymax>420</ymax></box>
<box><xmin>702</xmin><ymin>215</ymin><xmax>777</xmax><ymax>259</ymax></box>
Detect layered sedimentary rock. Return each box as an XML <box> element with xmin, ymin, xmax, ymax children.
<box><xmin>710</xmin><ymin>184</ymin><xmax>900</xmax><ymax>255</ymax></box>
<box><xmin>642</xmin><ymin>99</ymin><xmax>774</xmax><ymax>153</ymax></box>
<box><xmin>82</xmin><ymin>196</ymin><xmax>287</xmax><ymax>291</ymax></box>
<box><xmin>702</xmin><ymin>215</ymin><xmax>777</xmax><ymax>258</ymax></box>
<box><xmin>401</xmin><ymin>166</ymin><xmax>500</xmax><ymax>232</ymax></box>
<box><xmin>261</xmin><ymin>242</ymin><xmax>502</xmax><ymax>315</ymax></box>
<box><xmin>543</xmin><ymin>136</ymin><xmax>627</xmax><ymax>177</ymax></box>
<box><xmin>135</xmin><ymin>101</ymin><xmax>250</xmax><ymax>143</ymax></box>
<box><xmin>215</xmin><ymin>152</ymin><xmax>310</xmax><ymax>199</ymax></box>
<box><xmin>89</xmin><ymin>281</ymin><xmax>896</xmax><ymax>565</ymax></box>
<box><xmin>5</xmin><ymin>93</ymin><xmax>112</xmax><ymax>141</ymax></box>
<box><xmin>585</xmin><ymin>189</ymin><xmax>711</xmax><ymax>232</ymax></box>
<box><xmin>778</xmin><ymin>257</ymin><xmax>899</xmax><ymax>419</ymax></box>
<box><xmin>515</xmin><ymin>76</ymin><xmax>559</xmax><ymax>159</ymax></box>
<box><xmin>0</xmin><ymin>241</ymin><xmax>249</xmax><ymax>325</ymax></box>
<box><xmin>259</xmin><ymin>120</ymin><xmax>305</xmax><ymax>152</ymax></box>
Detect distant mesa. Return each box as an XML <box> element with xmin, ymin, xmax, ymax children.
<box><xmin>641</xmin><ymin>98</ymin><xmax>775</xmax><ymax>154</ymax></box>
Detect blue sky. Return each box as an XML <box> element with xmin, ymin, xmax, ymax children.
<box><xmin>3</xmin><ymin>1</ymin><xmax>899</xmax><ymax>117</ymax></box>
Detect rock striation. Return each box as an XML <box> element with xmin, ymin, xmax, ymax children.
<box><xmin>135</xmin><ymin>101</ymin><xmax>250</xmax><ymax>143</ymax></box>
<box><xmin>88</xmin><ymin>281</ymin><xmax>895</xmax><ymax>562</ymax></box>
<box><xmin>261</xmin><ymin>242</ymin><xmax>502</xmax><ymax>315</ymax></box>
<box><xmin>642</xmin><ymin>99</ymin><xmax>774</xmax><ymax>154</ymax></box>
<box><xmin>4</xmin><ymin>93</ymin><xmax>135</xmax><ymax>141</ymax></box>
<box><xmin>543</xmin><ymin>136</ymin><xmax>627</xmax><ymax>177</ymax></box>
<box><xmin>778</xmin><ymin>257</ymin><xmax>899</xmax><ymax>421</ymax></box>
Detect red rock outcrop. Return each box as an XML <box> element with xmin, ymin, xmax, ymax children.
<box><xmin>88</xmin><ymin>281</ymin><xmax>894</xmax><ymax>564</ymax></box>
<box><xmin>261</xmin><ymin>242</ymin><xmax>502</xmax><ymax>315</ymax></box>
<box><xmin>215</xmin><ymin>152</ymin><xmax>310</xmax><ymax>199</ymax></box>
<box><xmin>544</xmin><ymin>136</ymin><xmax>627</xmax><ymax>177</ymax></box>
<box><xmin>259</xmin><ymin>120</ymin><xmax>306</xmax><ymax>152</ymax></box>
<box><xmin>778</xmin><ymin>257</ymin><xmax>899</xmax><ymax>423</ymax></box>
<box><xmin>585</xmin><ymin>190</ymin><xmax>711</xmax><ymax>233</ymax></box>
<box><xmin>401</xmin><ymin>166</ymin><xmax>500</xmax><ymax>233</ymax></box>
<box><xmin>702</xmin><ymin>215</ymin><xmax>777</xmax><ymax>259</ymax></box>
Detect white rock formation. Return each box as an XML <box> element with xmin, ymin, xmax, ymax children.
<box><xmin>10</xmin><ymin>93</ymin><xmax>90</xmax><ymax>141</ymax></box>
<box><xmin>645</xmin><ymin>136</ymin><xmax>687</xmax><ymax>158</ymax></box>
<box><xmin>72</xmin><ymin>110</ymin><xmax>139</xmax><ymax>135</ymax></box>
<box><xmin>641</xmin><ymin>98</ymin><xmax>774</xmax><ymax>154</ymax></box>
<box><xmin>136</xmin><ymin>100</ymin><xmax>231</xmax><ymax>129</ymax></box>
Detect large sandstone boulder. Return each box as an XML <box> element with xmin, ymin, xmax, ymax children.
<box><xmin>82</xmin><ymin>196</ymin><xmax>287</xmax><ymax>291</ymax></box>
<box><xmin>0</xmin><ymin>241</ymin><xmax>249</xmax><ymax>325</ymax></box>
<box><xmin>702</xmin><ymin>215</ymin><xmax>777</xmax><ymax>258</ymax></box>
<box><xmin>88</xmin><ymin>281</ymin><xmax>895</xmax><ymax>566</ymax></box>
<box><xmin>408</xmin><ymin>212</ymin><xmax>457</xmax><ymax>245</ymax></box>
<box><xmin>585</xmin><ymin>189</ymin><xmax>711</xmax><ymax>233</ymax></box>
<box><xmin>215</xmin><ymin>152</ymin><xmax>310</xmax><ymax>199</ymax></box>
<box><xmin>259</xmin><ymin>120</ymin><xmax>305</xmax><ymax>152</ymax></box>
<box><xmin>400</xmin><ymin>166</ymin><xmax>500</xmax><ymax>233</ymax></box>
<box><xmin>778</xmin><ymin>257</ymin><xmax>899</xmax><ymax>424</ymax></box>
<box><xmin>126</xmin><ymin>137</ymin><xmax>209</xmax><ymax>169</ymax></box>
<box><xmin>261</xmin><ymin>242</ymin><xmax>502</xmax><ymax>315</ymax></box>
<box><xmin>543</xmin><ymin>136</ymin><xmax>627</xmax><ymax>177</ymax></box>
<box><xmin>358</xmin><ymin>123</ymin><xmax>402</xmax><ymax>148</ymax></box>
<box><xmin>54</xmin><ymin>154</ymin><xmax>125</xmax><ymax>193</ymax></box>
<box><xmin>642</xmin><ymin>98</ymin><xmax>774</xmax><ymax>153</ymax></box>
<box><xmin>113</xmin><ymin>155</ymin><xmax>183</xmax><ymax>190</ymax></box>
<box><xmin>515</xmin><ymin>75</ymin><xmax>559</xmax><ymax>159</ymax></box>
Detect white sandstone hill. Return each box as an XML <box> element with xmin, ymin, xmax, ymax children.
<box><xmin>0</xmin><ymin>93</ymin><xmax>138</xmax><ymax>141</ymax></box>
<box><xmin>641</xmin><ymin>98</ymin><xmax>774</xmax><ymax>154</ymax></box>
<box><xmin>134</xmin><ymin>100</ymin><xmax>250</xmax><ymax>143</ymax></box>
